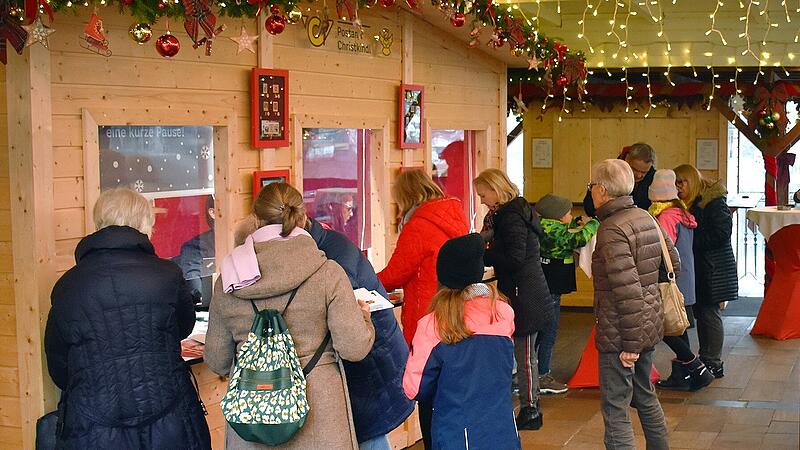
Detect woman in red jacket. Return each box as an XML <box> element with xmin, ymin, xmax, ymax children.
<box><xmin>378</xmin><ymin>169</ymin><xmax>469</xmax><ymax>450</ymax></box>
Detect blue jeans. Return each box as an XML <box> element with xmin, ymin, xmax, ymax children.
<box><xmin>537</xmin><ymin>294</ymin><xmax>561</xmax><ymax>376</ymax></box>
<box><xmin>359</xmin><ymin>434</ymin><xmax>391</xmax><ymax>450</ymax></box>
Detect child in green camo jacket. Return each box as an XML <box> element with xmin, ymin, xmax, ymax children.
<box><xmin>533</xmin><ymin>194</ymin><xmax>599</xmax><ymax>394</ymax></box>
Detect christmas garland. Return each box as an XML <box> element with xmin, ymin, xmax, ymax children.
<box><xmin>5</xmin><ymin>0</ymin><xmax>587</xmax><ymax>91</ymax></box>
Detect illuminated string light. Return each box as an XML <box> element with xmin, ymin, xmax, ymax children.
<box><xmin>782</xmin><ymin>0</ymin><xmax>792</xmax><ymax>22</ymax></box>
<box><xmin>578</xmin><ymin>0</ymin><xmax>596</xmax><ymax>53</ymax></box>
<box><xmin>622</xmin><ymin>67</ymin><xmax>631</xmax><ymax>113</ymax></box>
<box><xmin>644</xmin><ymin>66</ymin><xmax>654</xmax><ymax>118</ymax></box>
<box><xmin>739</xmin><ymin>0</ymin><xmax>760</xmax><ymax>62</ymax></box>
<box><xmin>560</xmin><ymin>87</ymin><xmax>569</xmax><ymax>122</ymax></box>
<box><xmin>760</xmin><ymin>0</ymin><xmax>779</xmax><ymax>46</ymax></box>
<box><xmin>607</xmin><ymin>0</ymin><xmax>624</xmax><ymax>55</ymax></box>
<box><xmin>707</xmin><ymin>66</ymin><xmax>715</xmax><ymax>111</ymax></box>
<box><xmin>706</xmin><ymin>1</ymin><xmax>728</xmax><ymax>45</ymax></box>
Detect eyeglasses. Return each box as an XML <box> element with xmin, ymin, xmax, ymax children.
<box><xmin>587</xmin><ymin>182</ymin><xmax>602</xmax><ymax>190</ymax></box>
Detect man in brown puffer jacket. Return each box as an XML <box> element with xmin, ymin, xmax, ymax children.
<box><xmin>589</xmin><ymin>159</ymin><xmax>679</xmax><ymax>450</ymax></box>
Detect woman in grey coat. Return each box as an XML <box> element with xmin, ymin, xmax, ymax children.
<box><xmin>205</xmin><ymin>183</ymin><xmax>375</xmax><ymax>449</ymax></box>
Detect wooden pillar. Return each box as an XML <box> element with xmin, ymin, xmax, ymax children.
<box><xmin>400</xmin><ymin>11</ymin><xmax>414</xmax><ymax>167</ymax></box>
<box><xmin>6</xmin><ymin>44</ymin><xmax>58</xmax><ymax>448</ymax></box>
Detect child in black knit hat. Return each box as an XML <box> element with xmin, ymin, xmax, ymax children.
<box><xmin>403</xmin><ymin>233</ymin><xmax>521</xmax><ymax>450</ymax></box>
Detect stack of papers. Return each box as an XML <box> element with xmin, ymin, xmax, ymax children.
<box><xmin>353</xmin><ymin>288</ymin><xmax>395</xmax><ymax>312</ymax></box>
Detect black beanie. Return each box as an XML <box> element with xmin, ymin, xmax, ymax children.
<box><xmin>437</xmin><ymin>233</ymin><xmax>486</xmax><ymax>290</ymax></box>
<box><xmin>535</xmin><ymin>194</ymin><xmax>572</xmax><ymax>220</ymax></box>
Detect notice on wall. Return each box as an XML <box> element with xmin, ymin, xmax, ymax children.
<box><xmin>532</xmin><ymin>138</ymin><xmax>553</xmax><ymax>168</ymax></box>
<box><xmin>334</xmin><ymin>21</ymin><xmax>374</xmax><ymax>56</ymax></box>
<box><xmin>696</xmin><ymin>139</ymin><xmax>718</xmax><ymax>170</ymax></box>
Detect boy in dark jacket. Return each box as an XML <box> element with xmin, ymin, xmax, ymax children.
<box><xmin>307</xmin><ymin>218</ymin><xmax>414</xmax><ymax>448</ymax></box>
<box><xmin>534</xmin><ymin>194</ymin><xmax>599</xmax><ymax>394</ymax></box>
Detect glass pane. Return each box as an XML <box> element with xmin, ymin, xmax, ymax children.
<box><xmin>431</xmin><ymin>129</ymin><xmax>466</xmax><ymax>200</ymax></box>
<box><xmin>98</xmin><ymin>125</ymin><xmax>216</xmax><ymax>306</ymax></box>
<box><xmin>302</xmin><ymin>128</ymin><xmax>368</xmax><ymax>249</ymax></box>
<box><xmin>787</xmin><ymin>101</ymin><xmax>800</xmax><ymax>194</ymax></box>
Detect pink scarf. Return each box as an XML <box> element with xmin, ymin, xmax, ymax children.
<box><xmin>220</xmin><ymin>224</ymin><xmax>311</xmax><ymax>293</ymax></box>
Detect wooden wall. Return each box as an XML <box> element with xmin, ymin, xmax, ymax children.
<box><xmin>5</xmin><ymin>4</ymin><xmax>506</xmax><ymax>448</ymax></box>
<box><xmin>0</xmin><ymin>64</ymin><xmax>22</xmax><ymax>448</ymax></box>
<box><xmin>522</xmin><ymin>105</ymin><xmax>728</xmax><ymax>306</ymax></box>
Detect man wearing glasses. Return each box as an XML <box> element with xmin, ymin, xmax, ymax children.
<box><xmin>583</xmin><ymin>142</ymin><xmax>657</xmax><ymax>217</ymax></box>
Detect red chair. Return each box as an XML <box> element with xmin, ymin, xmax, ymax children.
<box><xmin>751</xmin><ymin>224</ymin><xmax>800</xmax><ymax>340</ymax></box>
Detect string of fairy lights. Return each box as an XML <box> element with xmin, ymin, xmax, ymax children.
<box><xmin>506</xmin><ymin>0</ymin><xmax>800</xmax><ymax>121</ymax></box>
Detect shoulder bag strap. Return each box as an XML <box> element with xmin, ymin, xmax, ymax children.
<box><xmin>303</xmin><ymin>332</ymin><xmax>331</xmax><ymax>376</ymax></box>
<box><xmin>649</xmin><ymin>216</ymin><xmax>676</xmax><ymax>278</ymax></box>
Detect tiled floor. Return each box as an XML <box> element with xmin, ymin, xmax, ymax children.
<box><xmin>407</xmin><ymin>311</ymin><xmax>800</xmax><ymax>449</ymax></box>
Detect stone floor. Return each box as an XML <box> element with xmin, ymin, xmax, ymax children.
<box><xmin>407</xmin><ymin>310</ymin><xmax>800</xmax><ymax>449</ymax></box>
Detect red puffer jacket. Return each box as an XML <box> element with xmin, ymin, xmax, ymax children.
<box><xmin>378</xmin><ymin>198</ymin><xmax>469</xmax><ymax>344</ymax></box>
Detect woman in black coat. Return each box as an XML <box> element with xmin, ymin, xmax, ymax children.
<box><xmin>44</xmin><ymin>188</ymin><xmax>211</xmax><ymax>450</ymax></box>
<box><xmin>474</xmin><ymin>169</ymin><xmax>553</xmax><ymax>432</ymax></box>
<box><xmin>675</xmin><ymin>165</ymin><xmax>738</xmax><ymax>379</ymax></box>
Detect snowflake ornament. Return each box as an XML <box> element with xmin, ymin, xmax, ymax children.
<box><xmin>200</xmin><ymin>145</ymin><xmax>211</xmax><ymax>159</ymax></box>
<box><xmin>133</xmin><ymin>180</ymin><xmax>145</xmax><ymax>192</ymax></box>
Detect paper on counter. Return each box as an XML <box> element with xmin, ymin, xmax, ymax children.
<box><xmin>354</xmin><ymin>288</ymin><xmax>395</xmax><ymax>312</ymax></box>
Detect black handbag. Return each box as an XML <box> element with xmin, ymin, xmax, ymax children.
<box><xmin>36</xmin><ymin>394</ymin><xmax>65</xmax><ymax>450</ymax></box>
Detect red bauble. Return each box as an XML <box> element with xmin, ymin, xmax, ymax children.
<box><xmin>405</xmin><ymin>0</ymin><xmax>420</xmax><ymax>9</ymax></box>
<box><xmin>758</xmin><ymin>109</ymin><xmax>768</xmax><ymax>118</ymax></box>
<box><xmin>265</xmin><ymin>15</ymin><xmax>286</xmax><ymax>35</ymax></box>
<box><xmin>556</xmin><ymin>75</ymin><xmax>568</xmax><ymax>89</ymax></box>
<box><xmin>380</xmin><ymin>0</ymin><xmax>396</xmax><ymax>7</ymax></box>
<box><xmin>157</xmin><ymin>1</ymin><xmax>166</xmax><ymax>9</ymax></box>
<box><xmin>269</xmin><ymin>4</ymin><xmax>281</xmax><ymax>15</ymax></box>
<box><xmin>155</xmin><ymin>33</ymin><xmax>180</xmax><ymax>58</ymax></box>
<box><xmin>451</xmin><ymin>12</ymin><xmax>466</xmax><ymax>27</ymax></box>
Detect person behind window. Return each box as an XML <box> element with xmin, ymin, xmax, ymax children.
<box><xmin>175</xmin><ymin>195</ymin><xmax>215</xmax><ymax>306</ymax></box>
<box><xmin>674</xmin><ymin>164</ymin><xmax>738</xmax><ymax>379</ymax></box>
<box><xmin>304</xmin><ymin>216</ymin><xmax>414</xmax><ymax>450</ymax></box>
<box><xmin>589</xmin><ymin>160</ymin><xmax>674</xmax><ymax>450</ymax></box>
<box><xmin>648</xmin><ymin>170</ymin><xmax>716</xmax><ymax>392</ymax></box>
<box><xmin>44</xmin><ymin>188</ymin><xmax>211</xmax><ymax>449</ymax></box>
<box><xmin>403</xmin><ymin>234</ymin><xmax>519</xmax><ymax>450</ymax></box>
<box><xmin>377</xmin><ymin>169</ymin><xmax>469</xmax><ymax>450</ymax></box>
<box><xmin>794</xmin><ymin>188</ymin><xmax>800</xmax><ymax>204</ymax></box>
<box><xmin>205</xmin><ymin>183</ymin><xmax>375</xmax><ymax>450</ymax></box>
<box><xmin>473</xmin><ymin>168</ymin><xmax>552</xmax><ymax>431</ymax></box>
<box><xmin>583</xmin><ymin>142</ymin><xmax>657</xmax><ymax>216</ymax></box>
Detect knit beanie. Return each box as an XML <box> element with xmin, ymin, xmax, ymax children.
<box><xmin>648</xmin><ymin>169</ymin><xmax>679</xmax><ymax>202</ymax></box>
<box><xmin>534</xmin><ymin>194</ymin><xmax>572</xmax><ymax>220</ymax></box>
<box><xmin>437</xmin><ymin>233</ymin><xmax>486</xmax><ymax>290</ymax></box>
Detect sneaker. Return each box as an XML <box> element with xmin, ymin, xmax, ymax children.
<box><xmin>538</xmin><ymin>373</ymin><xmax>568</xmax><ymax>394</ymax></box>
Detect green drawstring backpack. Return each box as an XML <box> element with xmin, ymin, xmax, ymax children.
<box><xmin>220</xmin><ymin>286</ymin><xmax>330</xmax><ymax>445</ymax></box>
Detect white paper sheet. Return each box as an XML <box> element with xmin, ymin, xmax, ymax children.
<box><xmin>354</xmin><ymin>288</ymin><xmax>395</xmax><ymax>312</ymax></box>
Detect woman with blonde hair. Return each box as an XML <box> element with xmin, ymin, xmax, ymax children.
<box><xmin>377</xmin><ymin>169</ymin><xmax>468</xmax><ymax>449</ymax></box>
<box><xmin>473</xmin><ymin>168</ymin><xmax>551</xmax><ymax>431</ymax></box>
<box><xmin>674</xmin><ymin>164</ymin><xmax>737</xmax><ymax>379</ymax></box>
<box><xmin>45</xmin><ymin>188</ymin><xmax>211</xmax><ymax>449</ymax></box>
<box><xmin>205</xmin><ymin>182</ymin><xmax>375</xmax><ymax>449</ymax></box>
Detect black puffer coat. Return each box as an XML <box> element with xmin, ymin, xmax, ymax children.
<box><xmin>691</xmin><ymin>182</ymin><xmax>738</xmax><ymax>305</ymax></box>
<box><xmin>45</xmin><ymin>226</ymin><xmax>211</xmax><ymax>450</ymax></box>
<box><xmin>484</xmin><ymin>197</ymin><xmax>553</xmax><ymax>336</ymax></box>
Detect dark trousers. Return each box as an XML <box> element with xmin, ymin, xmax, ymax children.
<box><xmin>514</xmin><ymin>332</ymin><xmax>540</xmax><ymax>408</ymax></box>
<box><xmin>694</xmin><ymin>302</ymin><xmax>724</xmax><ymax>366</ymax></box>
<box><xmin>598</xmin><ymin>350</ymin><xmax>668</xmax><ymax>450</ymax></box>
<box><xmin>419</xmin><ymin>401</ymin><xmax>433</xmax><ymax>450</ymax></box>
<box><xmin>662</xmin><ymin>332</ymin><xmax>694</xmax><ymax>362</ymax></box>
<box><xmin>536</xmin><ymin>294</ymin><xmax>561</xmax><ymax>376</ymax></box>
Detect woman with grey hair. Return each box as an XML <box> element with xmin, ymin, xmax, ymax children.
<box><xmin>583</xmin><ymin>142</ymin><xmax>657</xmax><ymax>216</ymax></box>
<box><xmin>44</xmin><ymin>188</ymin><xmax>211</xmax><ymax>449</ymax></box>
<box><xmin>589</xmin><ymin>159</ymin><xmax>677</xmax><ymax>450</ymax></box>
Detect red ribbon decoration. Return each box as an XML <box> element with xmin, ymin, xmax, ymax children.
<box><xmin>777</xmin><ymin>152</ymin><xmax>796</xmax><ymax>186</ymax></box>
<box><xmin>183</xmin><ymin>0</ymin><xmax>218</xmax><ymax>45</ymax></box>
<box><xmin>336</xmin><ymin>0</ymin><xmax>356</xmax><ymax>21</ymax></box>
<box><xmin>1</xmin><ymin>4</ymin><xmax>29</xmax><ymax>65</ymax></box>
<box><xmin>753</xmin><ymin>83</ymin><xmax>789</xmax><ymax>133</ymax></box>
<box><xmin>246</xmin><ymin>0</ymin><xmax>266</xmax><ymax>19</ymax></box>
<box><xmin>502</xmin><ymin>15</ymin><xmax>524</xmax><ymax>47</ymax></box>
<box><xmin>25</xmin><ymin>0</ymin><xmax>54</xmax><ymax>25</ymax></box>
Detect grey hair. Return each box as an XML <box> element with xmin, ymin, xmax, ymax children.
<box><xmin>592</xmin><ymin>159</ymin><xmax>635</xmax><ymax>198</ymax></box>
<box><xmin>627</xmin><ymin>142</ymin><xmax>656</xmax><ymax>164</ymax></box>
<box><xmin>93</xmin><ymin>188</ymin><xmax>155</xmax><ymax>236</ymax></box>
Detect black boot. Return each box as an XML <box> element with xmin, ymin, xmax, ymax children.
<box><xmin>656</xmin><ymin>359</ymin><xmax>691</xmax><ymax>391</ymax></box>
<box><xmin>685</xmin><ymin>357</ymin><xmax>715</xmax><ymax>391</ymax></box>
<box><xmin>516</xmin><ymin>402</ymin><xmax>543</xmax><ymax>431</ymax></box>
<box><xmin>700</xmin><ymin>358</ymin><xmax>724</xmax><ymax>378</ymax></box>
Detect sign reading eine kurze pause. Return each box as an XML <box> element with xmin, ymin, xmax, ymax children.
<box><xmin>98</xmin><ymin>125</ymin><xmax>214</xmax><ymax>195</ymax></box>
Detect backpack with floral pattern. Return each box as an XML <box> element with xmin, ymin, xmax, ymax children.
<box><xmin>220</xmin><ymin>286</ymin><xmax>330</xmax><ymax>445</ymax></box>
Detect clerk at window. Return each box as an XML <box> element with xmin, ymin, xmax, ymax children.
<box><xmin>176</xmin><ymin>195</ymin><xmax>216</xmax><ymax>306</ymax></box>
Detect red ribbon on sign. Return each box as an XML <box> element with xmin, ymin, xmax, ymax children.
<box><xmin>25</xmin><ymin>0</ymin><xmax>54</xmax><ymax>24</ymax></box>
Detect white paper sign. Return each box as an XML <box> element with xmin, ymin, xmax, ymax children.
<box><xmin>696</xmin><ymin>139</ymin><xmax>718</xmax><ymax>170</ymax></box>
<box><xmin>354</xmin><ymin>288</ymin><xmax>395</xmax><ymax>312</ymax></box>
<box><xmin>532</xmin><ymin>138</ymin><xmax>553</xmax><ymax>168</ymax></box>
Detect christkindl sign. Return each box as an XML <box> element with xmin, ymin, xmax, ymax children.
<box><xmin>303</xmin><ymin>16</ymin><xmax>381</xmax><ymax>57</ymax></box>
<box><xmin>334</xmin><ymin>21</ymin><xmax>374</xmax><ymax>56</ymax></box>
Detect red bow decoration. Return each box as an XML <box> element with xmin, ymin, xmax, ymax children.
<box><xmin>336</xmin><ymin>0</ymin><xmax>356</xmax><ymax>21</ymax></box>
<box><xmin>777</xmin><ymin>152</ymin><xmax>796</xmax><ymax>186</ymax></box>
<box><xmin>1</xmin><ymin>4</ymin><xmax>28</xmax><ymax>65</ymax></box>
<box><xmin>753</xmin><ymin>83</ymin><xmax>789</xmax><ymax>133</ymax></box>
<box><xmin>246</xmin><ymin>0</ymin><xmax>266</xmax><ymax>18</ymax></box>
<box><xmin>563</xmin><ymin>54</ymin><xmax>587</xmax><ymax>85</ymax></box>
<box><xmin>183</xmin><ymin>0</ymin><xmax>218</xmax><ymax>44</ymax></box>
<box><xmin>25</xmin><ymin>0</ymin><xmax>54</xmax><ymax>25</ymax></box>
<box><xmin>553</xmin><ymin>42</ymin><xmax>568</xmax><ymax>61</ymax></box>
<box><xmin>502</xmin><ymin>15</ymin><xmax>525</xmax><ymax>47</ymax></box>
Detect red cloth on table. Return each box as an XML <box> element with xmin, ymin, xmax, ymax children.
<box><xmin>751</xmin><ymin>224</ymin><xmax>800</xmax><ymax>340</ymax></box>
<box><xmin>568</xmin><ymin>325</ymin><xmax>661</xmax><ymax>388</ymax></box>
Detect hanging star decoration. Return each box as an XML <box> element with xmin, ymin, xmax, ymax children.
<box><xmin>229</xmin><ymin>26</ymin><xmax>258</xmax><ymax>54</ymax></box>
<box><xmin>527</xmin><ymin>56</ymin><xmax>541</xmax><ymax>70</ymax></box>
<box><xmin>23</xmin><ymin>16</ymin><xmax>55</xmax><ymax>49</ymax></box>
<box><xmin>514</xmin><ymin>92</ymin><xmax>528</xmax><ymax>113</ymax></box>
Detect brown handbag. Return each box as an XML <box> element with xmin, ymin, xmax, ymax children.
<box><xmin>651</xmin><ymin>216</ymin><xmax>690</xmax><ymax>337</ymax></box>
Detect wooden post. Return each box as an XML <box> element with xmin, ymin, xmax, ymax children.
<box><xmin>6</xmin><ymin>44</ymin><xmax>58</xmax><ymax>449</ymax></box>
<box><xmin>257</xmin><ymin>13</ymin><xmax>280</xmax><ymax>174</ymax></box>
<box><xmin>401</xmin><ymin>11</ymin><xmax>414</xmax><ymax>167</ymax></box>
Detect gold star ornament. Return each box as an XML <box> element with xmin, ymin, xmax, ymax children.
<box><xmin>23</xmin><ymin>16</ymin><xmax>55</xmax><ymax>49</ymax></box>
<box><xmin>229</xmin><ymin>26</ymin><xmax>258</xmax><ymax>55</ymax></box>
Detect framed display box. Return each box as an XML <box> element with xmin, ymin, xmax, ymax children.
<box><xmin>399</xmin><ymin>84</ymin><xmax>424</xmax><ymax>149</ymax></box>
<box><xmin>252</xmin><ymin>169</ymin><xmax>290</xmax><ymax>197</ymax></box>
<box><xmin>251</xmin><ymin>68</ymin><xmax>290</xmax><ymax>148</ymax></box>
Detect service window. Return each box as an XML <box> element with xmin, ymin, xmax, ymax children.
<box><xmin>98</xmin><ymin>125</ymin><xmax>216</xmax><ymax>306</ymax></box>
<box><xmin>302</xmin><ymin>128</ymin><xmax>371</xmax><ymax>250</ymax></box>
<box><xmin>431</xmin><ymin>129</ymin><xmax>476</xmax><ymax>222</ymax></box>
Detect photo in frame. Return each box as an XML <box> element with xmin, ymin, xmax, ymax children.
<box><xmin>252</xmin><ymin>169</ymin><xmax>290</xmax><ymax>197</ymax></box>
<box><xmin>398</xmin><ymin>84</ymin><xmax>424</xmax><ymax>149</ymax></box>
<box><xmin>251</xmin><ymin>69</ymin><xmax>290</xmax><ymax>148</ymax></box>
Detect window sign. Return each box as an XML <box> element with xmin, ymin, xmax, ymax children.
<box><xmin>98</xmin><ymin>125</ymin><xmax>216</xmax><ymax>306</ymax></box>
<box><xmin>302</xmin><ymin>128</ymin><xmax>370</xmax><ymax>250</ymax></box>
